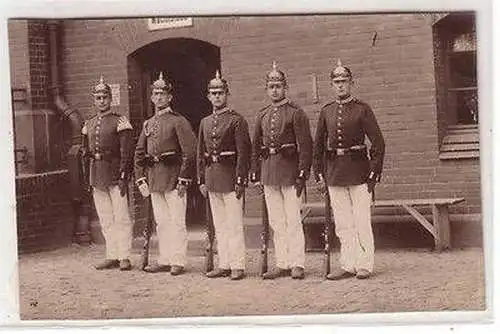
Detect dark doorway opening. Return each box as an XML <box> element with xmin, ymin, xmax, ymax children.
<box><xmin>128</xmin><ymin>38</ymin><xmax>220</xmax><ymax>228</ymax></box>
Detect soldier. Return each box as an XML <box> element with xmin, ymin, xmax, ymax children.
<box><xmin>313</xmin><ymin>60</ymin><xmax>385</xmax><ymax>280</ymax></box>
<box><xmin>134</xmin><ymin>72</ymin><xmax>197</xmax><ymax>276</ymax></box>
<box><xmin>81</xmin><ymin>76</ymin><xmax>134</xmax><ymax>271</ymax></box>
<box><xmin>250</xmin><ymin>61</ymin><xmax>313</xmax><ymax>280</ymax></box>
<box><xmin>197</xmin><ymin>70</ymin><xmax>251</xmax><ymax>281</ymax></box>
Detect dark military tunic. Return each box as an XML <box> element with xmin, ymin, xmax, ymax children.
<box><xmin>312</xmin><ymin>96</ymin><xmax>385</xmax><ymax>186</ymax></box>
<box><xmin>134</xmin><ymin>107</ymin><xmax>196</xmax><ymax>192</ymax></box>
<box><xmin>250</xmin><ymin>98</ymin><xmax>313</xmax><ymax>186</ymax></box>
<box><xmin>82</xmin><ymin>110</ymin><xmax>133</xmax><ymax>190</ymax></box>
<box><xmin>197</xmin><ymin>107</ymin><xmax>252</xmax><ymax>193</ymax></box>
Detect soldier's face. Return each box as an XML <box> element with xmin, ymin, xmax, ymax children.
<box><xmin>266</xmin><ymin>82</ymin><xmax>286</xmax><ymax>102</ymax></box>
<box><xmin>332</xmin><ymin>78</ymin><xmax>353</xmax><ymax>98</ymax></box>
<box><xmin>93</xmin><ymin>92</ymin><xmax>111</xmax><ymax>112</ymax></box>
<box><xmin>208</xmin><ymin>89</ymin><xmax>228</xmax><ymax>109</ymax></box>
<box><xmin>151</xmin><ymin>89</ymin><xmax>171</xmax><ymax>110</ymax></box>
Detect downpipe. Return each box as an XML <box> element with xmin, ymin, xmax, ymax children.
<box><xmin>48</xmin><ymin>20</ymin><xmax>91</xmax><ymax>245</ymax></box>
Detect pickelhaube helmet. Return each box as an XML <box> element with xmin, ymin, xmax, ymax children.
<box><xmin>92</xmin><ymin>75</ymin><xmax>112</xmax><ymax>96</ymax></box>
<box><xmin>330</xmin><ymin>59</ymin><xmax>352</xmax><ymax>81</ymax></box>
<box><xmin>151</xmin><ymin>72</ymin><xmax>173</xmax><ymax>93</ymax></box>
<box><xmin>265</xmin><ymin>61</ymin><xmax>287</xmax><ymax>86</ymax></box>
<box><xmin>207</xmin><ymin>70</ymin><xmax>229</xmax><ymax>92</ymax></box>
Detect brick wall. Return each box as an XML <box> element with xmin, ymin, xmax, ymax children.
<box><xmin>27</xmin><ymin>20</ymin><xmax>50</xmax><ymax>110</ymax></box>
<box><xmin>59</xmin><ymin>15</ymin><xmax>481</xmax><ymax>225</ymax></box>
<box><xmin>8</xmin><ymin>20</ymin><xmax>30</xmax><ymax>91</ymax></box>
<box><xmin>16</xmin><ymin>170</ymin><xmax>75</xmax><ymax>253</ymax></box>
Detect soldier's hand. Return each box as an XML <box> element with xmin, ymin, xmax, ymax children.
<box><xmin>316</xmin><ymin>174</ymin><xmax>327</xmax><ymax>195</ymax></box>
<box><xmin>367</xmin><ymin>179</ymin><xmax>376</xmax><ymax>194</ymax></box>
<box><xmin>83</xmin><ymin>183</ymin><xmax>92</xmax><ymax>193</ymax></box>
<box><xmin>235</xmin><ymin>184</ymin><xmax>245</xmax><ymax>200</ymax></box>
<box><xmin>294</xmin><ymin>178</ymin><xmax>306</xmax><ymax>197</ymax></box>
<box><xmin>199</xmin><ymin>184</ymin><xmax>208</xmax><ymax>198</ymax></box>
<box><xmin>253</xmin><ymin>182</ymin><xmax>264</xmax><ymax>196</ymax></box>
<box><xmin>177</xmin><ymin>183</ymin><xmax>187</xmax><ymax>198</ymax></box>
<box><xmin>118</xmin><ymin>179</ymin><xmax>128</xmax><ymax>197</ymax></box>
<box><xmin>136</xmin><ymin>178</ymin><xmax>150</xmax><ymax>198</ymax></box>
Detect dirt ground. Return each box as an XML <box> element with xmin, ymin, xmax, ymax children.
<box><xmin>17</xmin><ymin>243</ymin><xmax>485</xmax><ymax>321</ymax></box>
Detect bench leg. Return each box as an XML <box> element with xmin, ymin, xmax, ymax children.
<box><xmin>432</xmin><ymin>204</ymin><xmax>451</xmax><ymax>252</ymax></box>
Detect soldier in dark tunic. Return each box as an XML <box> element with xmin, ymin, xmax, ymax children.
<box><xmin>197</xmin><ymin>70</ymin><xmax>251</xmax><ymax>280</ymax></box>
<box><xmin>134</xmin><ymin>72</ymin><xmax>197</xmax><ymax>275</ymax></box>
<box><xmin>313</xmin><ymin>60</ymin><xmax>385</xmax><ymax>280</ymax></box>
<box><xmin>81</xmin><ymin>76</ymin><xmax>134</xmax><ymax>271</ymax></box>
<box><xmin>250</xmin><ymin>62</ymin><xmax>313</xmax><ymax>280</ymax></box>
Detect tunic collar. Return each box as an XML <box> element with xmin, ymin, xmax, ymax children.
<box><xmin>271</xmin><ymin>97</ymin><xmax>289</xmax><ymax>108</ymax></box>
<box><xmin>97</xmin><ymin>109</ymin><xmax>113</xmax><ymax>117</ymax></box>
<box><xmin>213</xmin><ymin>106</ymin><xmax>230</xmax><ymax>115</ymax></box>
<box><xmin>156</xmin><ymin>106</ymin><xmax>173</xmax><ymax>116</ymax></box>
<box><xmin>336</xmin><ymin>95</ymin><xmax>354</xmax><ymax>105</ymax></box>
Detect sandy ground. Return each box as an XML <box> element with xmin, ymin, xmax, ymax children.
<box><xmin>18</xmin><ymin>243</ymin><xmax>485</xmax><ymax>320</ymax></box>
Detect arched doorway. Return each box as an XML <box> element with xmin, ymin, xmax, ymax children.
<box><xmin>127</xmin><ymin>38</ymin><xmax>220</xmax><ymax>230</ymax></box>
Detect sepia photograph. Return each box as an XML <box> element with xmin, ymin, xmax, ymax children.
<box><xmin>0</xmin><ymin>1</ymin><xmax>494</xmax><ymax>328</ymax></box>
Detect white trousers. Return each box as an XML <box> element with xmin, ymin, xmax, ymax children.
<box><xmin>151</xmin><ymin>190</ymin><xmax>188</xmax><ymax>266</ymax></box>
<box><xmin>264</xmin><ymin>185</ymin><xmax>305</xmax><ymax>269</ymax></box>
<box><xmin>328</xmin><ymin>183</ymin><xmax>374</xmax><ymax>273</ymax></box>
<box><xmin>208</xmin><ymin>191</ymin><xmax>245</xmax><ymax>270</ymax></box>
<box><xmin>92</xmin><ymin>185</ymin><xmax>133</xmax><ymax>259</ymax></box>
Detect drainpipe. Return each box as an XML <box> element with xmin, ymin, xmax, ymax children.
<box><xmin>47</xmin><ymin>20</ymin><xmax>91</xmax><ymax>245</ymax></box>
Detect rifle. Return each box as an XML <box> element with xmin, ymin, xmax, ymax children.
<box><xmin>140</xmin><ymin>197</ymin><xmax>154</xmax><ymax>270</ymax></box>
<box><xmin>80</xmin><ymin>134</ymin><xmax>91</xmax><ymax>193</ymax></box>
<box><xmin>323</xmin><ymin>183</ymin><xmax>332</xmax><ymax>277</ymax></box>
<box><xmin>205</xmin><ymin>196</ymin><xmax>215</xmax><ymax>273</ymax></box>
<box><xmin>260</xmin><ymin>191</ymin><xmax>270</xmax><ymax>276</ymax></box>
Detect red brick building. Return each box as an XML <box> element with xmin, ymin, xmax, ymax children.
<box><xmin>9</xmin><ymin>13</ymin><xmax>482</xmax><ymax>252</ymax></box>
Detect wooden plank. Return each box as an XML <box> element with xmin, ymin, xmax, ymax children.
<box><xmin>374</xmin><ymin>198</ymin><xmax>465</xmax><ymax>206</ymax></box>
<box><xmin>303</xmin><ymin>198</ymin><xmax>464</xmax><ymax>212</ymax></box>
<box><xmin>433</xmin><ymin>204</ymin><xmax>451</xmax><ymax>251</ymax></box>
<box><xmin>401</xmin><ymin>204</ymin><xmax>436</xmax><ymax>238</ymax></box>
<box><xmin>439</xmin><ymin>151</ymin><xmax>480</xmax><ymax>160</ymax></box>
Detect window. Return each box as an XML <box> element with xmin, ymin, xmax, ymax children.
<box><xmin>433</xmin><ymin>13</ymin><xmax>479</xmax><ymax>159</ymax></box>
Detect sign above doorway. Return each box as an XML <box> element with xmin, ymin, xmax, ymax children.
<box><xmin>147</xmin><ymin>18</ymin><xmax>193</xmax><ymax>31</ymax></box>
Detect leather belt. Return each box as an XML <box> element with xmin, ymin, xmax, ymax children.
<box><xmin>89</xmin><ymin>151</ymin><xmax>113</xmax><ymax>161</ymax></box>
<box><xmin>261</xmin><ymin>143</ymin><xmax>296</xmax><ymax>156</ymax></box>
<box><xmin>327</xmin><ymin>144</ymin><xmax>366</xmax><ymax>156</ymax></box>
<box><xmin>204</xmin><ymin>151</ymin><xmax>236</xmax><ymax>164</ymax></box>
<box><xmin>145</xmin><ymin>151</ymin><xmax>179</xmax><ymax>166</ymax></box>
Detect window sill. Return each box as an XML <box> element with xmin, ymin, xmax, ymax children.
<box><xmin>439</xmin><ymin>124</ymin><xmax>479</xmax><ymax>160</ymax></box>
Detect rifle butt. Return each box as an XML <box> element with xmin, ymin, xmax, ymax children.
<box><xmin>205</xmin><ymin>196</ymin><xmax>215</xmax><ymax>273</ymax></box>
<box><xmin>260</xmin><ymin>195</ymin><xmax>269</xmax><ymax>276</ymax></box>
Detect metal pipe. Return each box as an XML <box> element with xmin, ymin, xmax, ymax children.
<box><xmin>47</xmin><ymin>20</ymin><xmax>90</xmax><ymax>245</ymax></box>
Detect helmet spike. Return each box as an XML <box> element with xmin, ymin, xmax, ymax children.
<box><xmin>151</xmin><ymin>71</ymin><xmax>173</xmax><ymax>93</ymax></box>
<box><xmin>330</xmin><ymin>59</ymin><xmax>352</xmax><ymax>81</ymax></box>
<box><xmin>208</xmin><ymin>69</ymin><xmax>229</xmax><ymax>92</ymax></box>
<box><xmin>266</xmin><ymin>60</ymin><xmax>287</xmax><ymax>85</ymax></box>
<box><xmin>93</xmin><ymin>75</ymin><xmax>111</xmax><ymax>95</ymax></box>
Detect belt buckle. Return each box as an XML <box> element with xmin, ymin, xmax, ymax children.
<box><xmin>336</xmin><ymin>148</ymin><xmax>346</xmax><ymax>156</ymax></box>
<box><xmin>269</xmin><ymin>147</ymin><xmax>277</xmax><ymax>155</ymax></box>
<box><xmin>211</xmin><ymin>155</ymin><xmax>219</xmax><ymax>163</ymax></box>
<box><xmin>95</xmin><ymin>153</ymin><xmax>102</xmax><ymax>160</ymax></box>
<box><xmin>153</xmin><ymin>156</ymin><xmax>160</xmax><ymax>163</ymax></box>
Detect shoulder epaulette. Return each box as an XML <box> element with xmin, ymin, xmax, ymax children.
<box><xmin>287</xmin><ymin>100</ymin><xmax>302</xmax><ymax>110</ymax></box>
<box><xmin>259</xmin><ymin>104</ymin><xmax>271</xmax><ymax>113</ymax></box>
<box><xmin>321</xmin><ymin>100</ymin><xmax>336</xmax><ymax>110</ymax></box>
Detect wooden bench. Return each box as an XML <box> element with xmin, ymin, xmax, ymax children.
<box><xmin>301</xmin><ymin>198</ymin><xmax>465</xmax><ymax>252</ymax></box>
